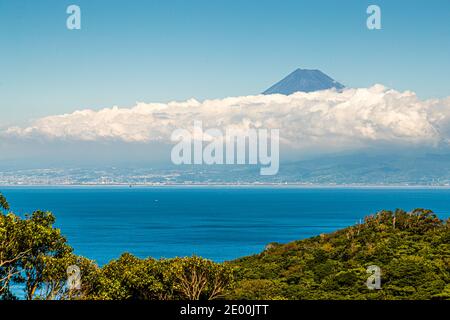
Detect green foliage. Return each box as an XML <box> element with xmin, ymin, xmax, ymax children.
<box><xmin>17</xmin><ymin>211</ymin><xmax>73</xmax><ymax>299</ymax></box>
<box><xmin>0</xmin><ymin>193</ymin><xmax>9</xmax><ymax>211</ymax></box>
<box><xmin>39</xmin><ymin>254</ymin><xmax>99</xmax><ymax>300</ymax></box>
<box><xmin>225</xmin><ymin>279</ymin><xmax>287</xmax><ymax>300</ymax></box>
<box><xmin>0</xmin><ymin>207</ymin><xmax>76</xmax><ymax>299</ymax></box>
<box><xmin>90</xmin><ymin>253</ymin><xmax>172</xmax><ymax>300</ymax></box>
<box><xmin>228</xmin><ymin>209</ymin><xmax>450</xmax><ymax>300</ymax></box>
<box><xmin>169</xmin><ymin>256</ymin><xmax>235</xmax><ymax>300</ymax></box>
<box><xmin>88</xmin><ymin>254</ymin><xmax>235</xmax><ymax>300</ymax></box>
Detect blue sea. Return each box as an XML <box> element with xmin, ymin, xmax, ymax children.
<box><xmin>2</xmin><ymin>186</ymin><xmax>450</xmax><ymax>265</ymax></box>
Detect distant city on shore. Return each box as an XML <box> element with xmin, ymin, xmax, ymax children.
<box><xmin>3</xmin><ymin>153</ymin><xmax>450</xmax><ymax>186</ymax></box>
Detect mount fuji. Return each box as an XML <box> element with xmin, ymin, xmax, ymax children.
<box><xmin>263</xmin><ymin>68</ymin><xmax>344</xmax><ymax>95</ymax></box>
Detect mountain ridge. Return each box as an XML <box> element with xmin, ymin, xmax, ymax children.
<box><xmin>263</xmin><ymin>68</ymin><xmax>345</xmax><ymax>95</ymax></box>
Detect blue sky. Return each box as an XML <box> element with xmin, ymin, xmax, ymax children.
<box><xmin>1</xmin><ymin>0</ymin><xmax>450</xmax><ymax>126</ymax></box>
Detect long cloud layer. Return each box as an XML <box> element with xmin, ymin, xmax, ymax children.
<box><xmin>4</xmin><ymin>85</ymin><xmax>450</xmax><ymax>152</ymax></box>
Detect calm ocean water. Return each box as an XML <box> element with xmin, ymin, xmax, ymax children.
<box><xmin>1</xmin><ymin>186</ymin><xmax>450</xmax><ymax>265</ymax></box>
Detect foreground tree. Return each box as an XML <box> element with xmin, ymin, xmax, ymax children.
<box><xmin>16</xmin><ymin>210</ymin><xmax>73</xmax><ymax>299</ymax></box>
<box><xmin>89</xmin><ymin>254</ymin><xmax>235</xmax><ymax>300</ymax></box>
<box><xmin>0</xmin><ymin>195</ymin><xmax>76</xmax><ymax>300</ymax></box>
<box><xmin>39</xmin><ymin>254</ymin><xmax>99</xmax><ymax>300</ymax></box>
<box><xmin>0</xmin><ymin>213</ymin><xmax>29</xmax><ymax>297</ymax></box>
<box><xmin>171</xmin><ymin>256</ymin><xmax>235</xmax><ymax>300</ymax></box>
<box><xmin>91</xmin><ymin>253</ymin><xmax>172</xmax><ymax>300</ymax></box>
<box><xmin>0</xmin><ymin>193</ymin><xmax>9</xmax><ymax>212</ymax></box>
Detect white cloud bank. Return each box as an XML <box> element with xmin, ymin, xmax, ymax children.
<box><xmin>4</xmin><ymin>85</ymin><xmax>450</xmax><ymax>152</ymax></box>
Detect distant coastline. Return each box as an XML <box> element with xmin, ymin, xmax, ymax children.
<box><xmin>2</xmin><ymin>183</ymin><xmax>450</xmax><ymax>189</ymax></box>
